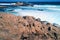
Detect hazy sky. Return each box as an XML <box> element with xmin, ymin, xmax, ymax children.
<box><xmin>0</xmin><ymin>0</ymin><xmax>60</xmax><ymax>2</ymax></box>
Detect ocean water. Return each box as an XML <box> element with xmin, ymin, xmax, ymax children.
<box><xmin>0</xmin><ymin>5</ymin><xmax>60</xmax><ymax>25</ymax></box>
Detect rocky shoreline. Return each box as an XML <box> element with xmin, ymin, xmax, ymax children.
<box><xmin>0</xmin><ymin>13</ymin><xmax>60</xmax><ymax>40</ymax></box>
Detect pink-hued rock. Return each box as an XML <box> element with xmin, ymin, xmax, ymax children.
<box><xmin>0</xmin><ymin>13</ymin><xmax>60</xmax><ymax>40</ymax></box>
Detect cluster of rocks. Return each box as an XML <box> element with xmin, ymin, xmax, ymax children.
<box><xmin>15</xmin><ymin>2</ymin><xmax>33</xmax><ymax>6</ymax></box>
<box><xmin>0</xmin><ymin>13</ymin><xmax>60</xmax><ymax>40</ymax></box>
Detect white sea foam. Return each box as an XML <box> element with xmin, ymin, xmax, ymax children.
<box><xmin>6</xmin><ymin>5</ymin><xmax>60</xmax><ymax>25</ymax></box>
<box><xmin>14</xmin><ymin>9</ymin><xmax>58</xmax><ymax>24</ymax></box>
<box><xmin>47</xmin><ymin>7</ymin><xmax>60</xmax><ymax>11</ymax></box>
<box><xmin>33</xmin><ymin>5</ymin><xmax>57</xmax><ymax>7</ymax></box>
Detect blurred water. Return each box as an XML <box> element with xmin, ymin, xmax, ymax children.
<box><xmin>5</xmin><ymin>5</ymin><xmax>60</xmax><ymax>15</ymax></box>
<box><xmin>0</xmin><ymin>5</ymin><xmax>60</xmax><ymax>25</ymax></box>
<box><xmin>2</xmin><ymin>5</ymin><xmax>60</xmax><ymax>12</ymax></box>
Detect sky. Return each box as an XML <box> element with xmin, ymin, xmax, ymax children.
<box><xmin>0</xmin><ymin>0</ymin><xmax>60</xmax><ymax>2</ymax></box>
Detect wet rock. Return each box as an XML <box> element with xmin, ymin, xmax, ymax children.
<box><xmin>36</xmin><ymin>18</ymin><xmax>41</xmax><ymax>22</ymax></box>
<box><xmin>53</xmin><ymin>23</ymin><xmax>60</xmax><ymax>27</ymax></box>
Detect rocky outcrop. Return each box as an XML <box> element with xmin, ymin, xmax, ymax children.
<box><xmin>15</xmin><ymin>2</ymin><xmax>33</xmax><ymax>6</ymax></box>
<box><xmin>0</xmin><ymin>13</ymin><xmax>60</xmax><ymax>40</ymax></box>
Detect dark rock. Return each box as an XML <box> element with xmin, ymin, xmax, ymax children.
<box><xmin>36</xmin><ymin>18</ymin><xmax>41</xmax><ymax>22</ymax></box>
<box><xmin>48</xmin><ymin>27</ymin><xmax>51</xmax><ymax>31</ymax></box>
